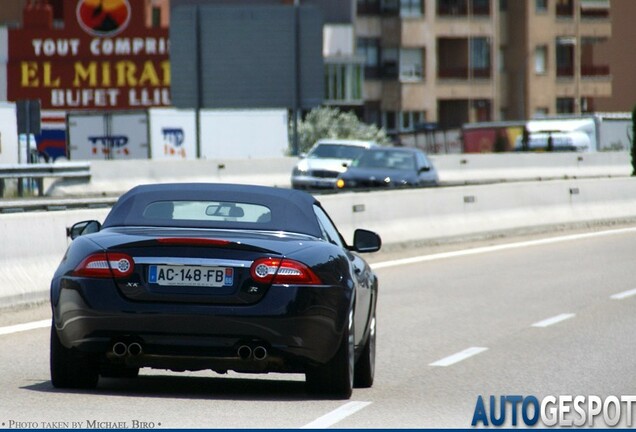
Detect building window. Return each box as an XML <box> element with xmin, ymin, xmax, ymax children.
<box><xmin>400</xmin><ymin>49</ymin><xmax>424</xmax><ymax>81</ymax></box>
<box><xmin>384</xmin><ymin>111</ymin><xmax>398</xmax><ymax>132</ymax></box>
<box><xmin>556</xmin><ymin>37</ymin><xmax>575</xmax><ymax>77</ymax></box>
<box><xmin>400</xmin><ymin>111</ymin><xmax>427</xmax><ymax>132</ymax></box>
<box><xmin>324</xmin><ymin>64</ymin><xmax>364</xmax><ymax>103</ymax></box>
<box><xmin>535</xmin><ymin>0</ymin><xmax>548</xmax><ymax>13</ymax></box>
<box><xmin>472</xmin><ymin>0</ymin><xmax>491</xmax><ymax>15</ymax></box>
<box><xmin>401</xmin><ymin>0</ymin><xmax>424</xmax><ymax>17</ymax></box>
<box><xmin>357</xmin><ymin>38</ymin><xmax>381</xmax><ymax>78</ymax></box>
<box><xmin>381</xmin><ymin>48</ymin><xmax>399</xmax><ymax>79</ymax></box>
<box><xmin>535</xmin><ymin>45</ymin><xmax>547</xmax><ymax>74</ymax></box>
<box><xmin>381</xmin><ymin>0</ymin><xmax>400</xmax><ymax>14</ymax></box>
<box><xmin>358</xmin><ymin>0</ymin><xmax>381</xmax><ymax>15</ymax></box>
<box><xmin>438</xmin><ymin>0</ymin><xmax>468</xmax><ymax>16</ymax></box>
<box><xmin>534</xmin><ymin>107</ymin><xmax>549</xmax><ymax>117</ymax></box>
<box><xmin>470</xmin><ymin>38</ymin><xmax>491</xmax><ymax>78</ymax></box>
<box><xmin>556</xmin><ymin>97</ymin><xmax>575</xmax><ymax>114</ymax></box>
<box><xmin>556</xmin><ymin>0</ymin><xmax>573</xmax><ymax>16</ymax></box>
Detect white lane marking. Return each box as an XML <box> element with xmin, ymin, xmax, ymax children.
<box><xmin>429</xmin><ymin>347</ymin><xmax>488</xmax><ymax>367</ymax></box>
<box><xmin>371</xmin><ymin>227</ymin><xmax>636</xmax><ymax>270</ymax></box>
<box><xmin>610</xmin><ymin>288</ymin><xmax>636</xmax><ymax>300</ymax></box>
<box><xmin>0</xmin><ymin>319</ymin><xmax>50</xmax><ymax>336</ymax></box>
<box><xmin>301</xmin><ymin>401</ymin><xmax>372</xmax><ymax>429</ymax></box>
<box><xmin>531</xmin><ymin>313</ymin><xmax>575</xmax><ymax>328</ymax></box>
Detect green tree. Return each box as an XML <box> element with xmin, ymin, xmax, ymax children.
<box><xmin>290</xmin><ymin>107</ymin><xmax>392</xmax><ymax>154</ymax></box>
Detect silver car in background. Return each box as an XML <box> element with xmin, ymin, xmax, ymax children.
<box><xmin>291</xmin><ymin>139</ymin><xmax>377</xmax><ymax>189</ymax></box>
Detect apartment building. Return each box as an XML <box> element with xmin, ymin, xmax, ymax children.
<box><xmin>0</xmin><ymin>0</ymin><xmax>622</xmax><ymax>132</ymax></box>
<box><xmin>355</xmin><ymin>0</ymin><xmax>612</xmax><ymax>136</ymax></box>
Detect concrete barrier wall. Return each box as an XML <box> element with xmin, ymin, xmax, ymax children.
<box><xmin>320</xmin><ymin>177</ymin><xmax>636</xmax><ymax>243</ymax></box>
<box><xmin>4</xmin><ymin>177</ymin><xmax>636</xmax><ymax>308</ymax></box>
<box><xmin>46</xmin><ymin>152</ymin><xmax>632</xmax><ymax>197</ymax></box>
<box><xmin>1</xmin><ymin>208</ymin><xmax>110</xmax><ymax>308</ymax></box>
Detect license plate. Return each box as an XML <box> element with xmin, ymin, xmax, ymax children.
<box><xmin>148</xmin><ymin>265</ymin><xmax>234</xmax><ymax>287</ymax></box>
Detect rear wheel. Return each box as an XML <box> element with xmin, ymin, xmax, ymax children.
<box><xmin>354</xmin><ymin>313</ymin><xmax>375</xmax><ymax>388</ymax></box>
<box><xmin>306</xmin><ymin>310</ymin><xmax>354</xmax><ymax>399</ymax></box>
<box><xmin>50</xmin><ymin>324</ymin><xmax>99</xmax><ymax>389</ymax></box>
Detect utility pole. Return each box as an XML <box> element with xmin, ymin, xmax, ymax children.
<box><xmin>291</xmin><ymin>0</ymin><xmax>301</xmax><ymax>156</ymax></box>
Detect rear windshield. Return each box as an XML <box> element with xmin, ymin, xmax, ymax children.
<box><xmin>143</xmin><ymin>201</ymin><xmax>272</xmax><ymax>224</ymax></box>
<box><xmin>309</xmin><ymin>144</ymin><xmax>367</xmax><ymax>159</ymax></box>
<box><xmin>353</xmin><ymin>150</ymin><xmax>416</xmax><ymax>170</ymax></box>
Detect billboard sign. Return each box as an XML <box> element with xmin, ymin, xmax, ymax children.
<box><xmin>7</xmin><ymin>0</ymin><xmax>170</xmax><ymax>110</ymax></box>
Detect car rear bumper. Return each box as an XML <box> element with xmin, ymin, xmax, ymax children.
<box><xmin>291</xmin><ymin>175</ymin><xmax>338</xmax><ymax>189</ymax></box>
<box><xmin>52</xmin><ymin>280</ymin><xmax>352</xmax><ymax>371</ymax></box>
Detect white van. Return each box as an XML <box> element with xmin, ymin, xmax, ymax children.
<box><xmin>514</xmin><ymin>131</ymin><xmax>591</xmax><ymax>152</ymax></box>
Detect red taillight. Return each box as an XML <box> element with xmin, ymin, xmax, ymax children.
<box><xmin>250</xmin><ymin>257</ymin><xmax>322</xmax><ymax>285</ymax></box>
<box><xmin>157</xmin><ymin>238</ymin><xmax>231</xmax><ymax>247</ymax></box>
<box><xmin>73</xmin><ymin>253</ymin><xmax>134</xmax><ymax>278</ymax></box>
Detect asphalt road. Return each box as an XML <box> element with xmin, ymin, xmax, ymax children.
<box><xmin>2</xmin><ymin>225</ymin><xmax>636</xmax><ymax>428</ymax></box>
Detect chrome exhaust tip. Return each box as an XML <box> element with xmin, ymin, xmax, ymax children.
<box><xmin>253</xmin><ymin>346</ymin><xmax>268</xmax><ymax>361</ymax></box>
<box><xmin>237</xmin><ymin>345</ymin><xmax>252</xmax><ymax>360</ymax></box>
<box><xmin>127</xmin><ymin>342</ymin><xmax>143</xmax><ymax>356</ymax></box>
<box><xmin>112</xmin><ymin>342</ymin><xmax>128</xmax><ymax>357</ymax></box>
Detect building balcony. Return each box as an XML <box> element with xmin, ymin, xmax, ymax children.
<box><xmin>581</xmin><ymin>64</ymin><xmax>610</xmax><ymax>77</ymax></box>
<box><xmin>556</xmin><ymin>66</ymin><xmax>574</xmax><ymax>78</ymax></box>
<box><xmin>438</xmin><ymin>67</ymin><xmax>491</xmax><ymax>79</ymax></box>
<box><xmin>581</xmin><ymin>0</ymin><xmax>610</xmax><ymax>19</ymax></box>
<box><xmin>556</xmin><ymin>65</ymin><xmax>610</xmax><ymax>79</ymax></box>
<box><xmin>437</xmin><ymin>0</ymin><xmax>491</xmax><ymax>17</ymax></box>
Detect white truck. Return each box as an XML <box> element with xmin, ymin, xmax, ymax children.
<box><xmin>523</xmin><ymin>113</ymin><xmax>632</xmax><ymax>152</ymax></box>
<box><xmin>66</xmin><ymin>109</ymin><xmax>289</xmax><ymax>161</ymax></box>
<box><xmin>0</xmin><ymin>102</ymin><xmax>19</xmax><ymax>164</ymax></box>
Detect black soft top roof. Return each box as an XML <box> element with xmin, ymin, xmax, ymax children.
<box><xmin>102</xmin><ymin>183</ymin><xmax>323</xmax><ymax>237</ymax></box>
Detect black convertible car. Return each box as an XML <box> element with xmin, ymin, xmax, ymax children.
<box><xmin>50</xmin><ymin>183</ymin><xmax>381</xmax><ymax>398</ymax></box>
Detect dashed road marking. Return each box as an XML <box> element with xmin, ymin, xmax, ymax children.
<box><xmin>610</xmin><ymin>288</ymin><xmax>636</xmax><ymax>300</ymax></box>
<box><xmin>531</xmin><ymin>313</ymin><xmax>575</xmax><ymax>328</ymax></box>
<box><xmin>301</xmin><ymin>401</ymin><xmax>372</xmax><ymax>429</ymax></box>
<box><xmin>429</xmin><ymin>347</ymin><xmax>488</xmax><ymax>367</ymax></box>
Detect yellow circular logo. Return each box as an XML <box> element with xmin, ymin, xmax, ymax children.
<box><xmin>76</xmin><ymin>0</ymin><xmax>131</xmax><ymax>37</ymax></box>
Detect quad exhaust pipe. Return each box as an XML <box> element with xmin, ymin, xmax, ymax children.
<box><xmin>237</xmin><ymin>345</ymin><xmax>268</xmax><ymax>360</ymax></box>
<box><xmin>112</xmin><ymin>341</ymin><xmax>143</xmax><ymax>357</ymax></box>
<box><xmin>114</xmin><ymin>340</ymin><xmax>266</xmax><ymax>360</ymax></box>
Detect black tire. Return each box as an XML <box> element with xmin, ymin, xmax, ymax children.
<box><xmin>306</xmin><ymin>310</ymin><xmax>354</xmax><ymax>399</ymax></box>
<box><xmin>50</xmin><ymin>324</ymin><xmax>99</xmax><ymax>389</ymax></box>
<box><xmin>354</xmin><ymin>313</ymin><xmax>375</xmax><ymax>388</ymax></box>
<box><xmin>100</xmin><ymin>363</ymin><xmax>140</xmax><ymax>379</ymax></box>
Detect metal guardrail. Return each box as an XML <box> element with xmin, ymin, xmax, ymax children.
<box><xmin>0</xmin><ymin>162</ymin><xmax>91</xmax><ymax>198</ymax></box>
<box><xmin>0</xmin><ymin>196</ymin><xmax>116</xmax><ymax>214</ymax></box>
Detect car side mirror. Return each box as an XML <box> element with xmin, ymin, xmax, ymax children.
<box><xmin>419</xmin><ymin>166</ymin><xmax>431</xmax><ymax>173</ymax></box>
<box><xmin>299</xmin><ymin>153</ymin><xmax>307</xmax><ymax>159</ymax></box>
<box><xmin>67</xmin><ymin>220</ymin><xmax>101</xmax><ymax>240</ymax></box>
<box><xmin>352</xmin><ymin>229</ymin><xmax>382</xmax><ymax>253</ymax></box>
